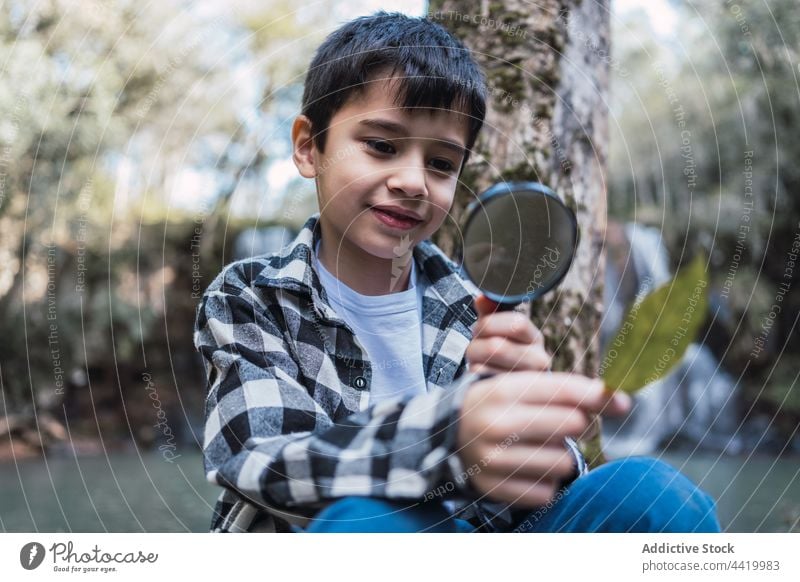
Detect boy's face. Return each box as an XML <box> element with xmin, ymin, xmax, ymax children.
<box><xmin>292</xmin><ymin>75</ymin><xmax>470</xmax><ymax>263</ymax></box>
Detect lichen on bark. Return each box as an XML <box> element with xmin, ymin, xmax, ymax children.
<box><xmin>430</xmin><ymin>1</ymin><xmax>610</xmax><ymax>465</ymax></box>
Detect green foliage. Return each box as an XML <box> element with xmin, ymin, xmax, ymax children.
<box><xmin>0</xmin><ymin>1</ymin><xmax>321</xmax><ymax>420</ymax></box>
<box><xmin>607</xmin><ymin>0</ymin><xmax>799</xmax><ymax>426</ymax></box>
<box><xmin>601</xmin><ymin>255</ymin><xmax>709</xmax><ymax>393</ymax></box>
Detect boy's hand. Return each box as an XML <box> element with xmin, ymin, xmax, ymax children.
<box><xmin>456</xmin><ymin>371</ymin><xmax>631</xmax><ymax>509</ymax></box>
<box><xmin>466</xmin><ymin>296</ymin><xmax>551</xmax><ymax>376</ymax></box>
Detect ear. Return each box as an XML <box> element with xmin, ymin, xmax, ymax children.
<box><xmin>292</xmin><ymin>115</ymin><xmax>317</xmax><ymax>178</ymax></box>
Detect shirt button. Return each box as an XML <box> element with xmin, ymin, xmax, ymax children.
<box><xmin>352</xmin><ymin>376</ymin><xmax>367</xmax><ymax>390</ymax></box>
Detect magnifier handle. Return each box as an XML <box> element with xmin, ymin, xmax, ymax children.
<box><xmin>477</xmin><ymin>295</ymin><xmax>520</xmax><ymax>313</ymax></box>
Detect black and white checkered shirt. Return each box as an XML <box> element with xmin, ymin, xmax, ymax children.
<box><xmin>194</xmin><ymin>212</ymin><xmax>587</xmax><ymax>532</ymax></box>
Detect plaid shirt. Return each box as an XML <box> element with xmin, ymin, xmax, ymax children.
<box><xmin>194</xmin><ymin>212</ymin><xmax>587</xmax><ymax>533</ymax></box>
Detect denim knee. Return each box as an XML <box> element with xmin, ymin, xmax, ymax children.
<box><xmin>569</xmin><ymin>456</ymin><xmax>721</xmax><ymax>532</ymax></box>
<box><xmin>305</xmin><ymin>496</ymin><xmax>456</xmax><ymax>533</ymax></box>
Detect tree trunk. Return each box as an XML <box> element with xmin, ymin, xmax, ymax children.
<box><xmin>430</xmin><ymin>0</ymin><xmax>610</xmax><ymax>464</ymax></box>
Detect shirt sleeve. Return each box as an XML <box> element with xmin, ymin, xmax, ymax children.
<box><xmin>195</xmin><ymin>283</ymin><xmax>475</xmax><ymax>515</ymax></box>
<box><xmin>442</xmin><ymin>371</ymin><xmax>590</xmax><ymax>532</ymax></box>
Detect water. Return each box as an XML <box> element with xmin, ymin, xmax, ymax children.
<box><xmin>656</xmin><ymin>452</ymin><xmax>800</xmax><ymax>532</ymax></box>
<box><xmin>0</xmin><ymin>450</ymin><xmax>218</xmax><ymax>532</ymax></box>
<box><xmin>602</xmin><ymin>222</ymin><xmax>743</xmax><ymax>455</ymax></box>
<box><xmin>1</xmin><ymin>450</ymin><xmax>797</xmax><ymax>532</ymax></box>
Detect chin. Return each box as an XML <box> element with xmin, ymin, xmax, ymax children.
<box><xmin>359</xmin><ymin>233</ymin><xmax>416</xmax><ymax>261</ymax></box>
<box><xmin>363</xmin><ymin>241</ymin><xmax>407</xmax><ymax>261</ymax></box>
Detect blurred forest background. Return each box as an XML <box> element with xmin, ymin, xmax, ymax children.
<box><xmin>0</xmin><ymin>0</ymin><xmax>797</xmax><ymax>476</ymax></box>
<box><xmin>606</xmin><ymin>0</ymin><xmax>800</xmax><ymax>452</ymax></box>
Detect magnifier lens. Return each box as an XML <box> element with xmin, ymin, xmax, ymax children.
<box><xmin>462</xmin><ymin>184</ymin><xmax>577</xmax><ymax>302</ymax></box>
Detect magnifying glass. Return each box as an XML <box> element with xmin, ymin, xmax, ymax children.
<box><xmin>460</xmin><ymin>181</ymin><xmax>579</xmax><ymax>312</ymax></box>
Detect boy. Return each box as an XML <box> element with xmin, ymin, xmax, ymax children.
<box><xmin>194</xmin><ymin>11</ymin><xmax>720</xmax><ymax>533</ymax></box>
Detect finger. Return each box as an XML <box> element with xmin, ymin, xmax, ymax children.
<box><xmin>494</xmin><ymin>372</ymin><xmax>632</xmax><ymax>414</ymax></box>
<box><xmin>601</xmin><ymin>385</ymin><xmax>633</xmax><ymax>416</ymax></box>
<box><xmin>477</xmin><ymin>405</ymin><xmax>590</xmax><ymax>444</ymax></box>
<box><xmin>473</xmin><ymin>312</ymin><xmax>542</xmax><ymax>345</ymax></box>
<box><xmin>473</xmin><ymin>474</ymin><xmax>557</xmax><ymax>509</ymax></box>
<box><xmin>467</xmin><ymin>338</ymin><xmax>552</xmax><ymax>372</ymax></box>
<box><xmin>484</xmin><ymin>444</ymin><xmax>578</xmax><ymax>481</ymax></box>
<box><xmin>468</xmin><ymin>362</ymin><xmax>509</xmax><ymax>377</ymax></box>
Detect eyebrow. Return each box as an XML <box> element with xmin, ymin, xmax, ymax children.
<box><xmin>358</xmin><ymin>118</ymin><xmax>467</xmax><ymax>158</ymax></box>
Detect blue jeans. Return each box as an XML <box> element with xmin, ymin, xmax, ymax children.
<box><xmin>303</xmin><ymin>457</ymin><xmax>721</xmax><ymax>533</ymax></box>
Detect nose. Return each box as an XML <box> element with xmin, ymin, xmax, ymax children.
<box><xmin>386</xmin><ymin>159</ymin><xmax>428</xmax><ymax>198</ymax></box>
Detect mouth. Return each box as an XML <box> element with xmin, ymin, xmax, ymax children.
<box><xmin>370</xmin><ymin>205</ymin><xmax>424</xmax><ymax>230</ymax></box>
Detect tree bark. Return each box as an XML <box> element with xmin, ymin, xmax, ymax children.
<box><xmin>430</xmin><ymin>0</ymin><xmax>610</xmax><ymax>464</ymax></box>
<box><xmin>430</xmin><ymin>0</ymin><xmax>609</xmax><ymax>374</ymax></box>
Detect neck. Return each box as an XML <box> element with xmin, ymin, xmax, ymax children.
<box><xmin>316</xmin><ymin>223</ymin><xmax>413</xmax><ymax>296</ymax></box>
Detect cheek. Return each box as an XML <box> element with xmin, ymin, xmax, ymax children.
<box><xmin>317</xmin><ymin>165</ymin><xmax>363</xmax><ymax>204</ymax></box>
<box><xmin>326</xmin><ymin>156</ymin><xmax>376</xmax><ymax>192</ymax></box>
<box><xmin>418</xmin><ymin>200</ymin><xmax>451</xmax><ymax>239</ymax></box>
<box><xmin>430</xmin><ymin>185</ymin><xmax>456</xmax><ymax>217</ymax></box>
<box><xmin>432</xmin><ymin>187</ymin><xmax>459</xmax><ymax>232</ymax></box>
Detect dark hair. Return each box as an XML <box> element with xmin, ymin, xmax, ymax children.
<box><xmin>301</xmin><ymin>11</ymin><xmax>487</xmax><ymax>169</ymax></box>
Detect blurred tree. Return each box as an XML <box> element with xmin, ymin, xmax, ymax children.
<box><xmin>429</xmin><ymin>0</ymin><xmax>610</xmax><ymax>377</ymax></box>
<box><xmin>607</xmin><ymin>0</ymin><xmax>800</xmax><ymax>435</ymax></box>
<box><xmin>0</xmin><ymin>0</ymin><xmax>389</xmax><ymax>450</ymax></box>
<box><xmin>429</xmin><ymin>0</ymin><xmax>610</xmax><ymax>465</ymax></box>
<box><xmin>0</xmin><ymin>0</ymin><xmax>315</xmax><ymax>418</ymax></box>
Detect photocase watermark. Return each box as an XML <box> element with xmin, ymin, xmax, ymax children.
<box><xmin>750</xmin><ymin>220</ymin><xmax>800</xmax><ymax>359</ymax></box>
<box><xmin>511</xmin><ymin>486</ymin><xmax>570</xmax><ymax>532</ymax></box>
<box><xmin>20</xmin><ymin>529</ymin><xmax>161</xmax><ymax>572</ymax></box>
<box><xmin>0</xmin><ymin>92</ymin><xmax>29</xmax><ymax>210</ymax></box>
<box><xmin>136</xmin><ymin>51</ymin><xmax>193</xmax><ymax>119</ymax></box>
<box><xmin>371</xmin><ymin>357</ymin><xmax>410</xmax><ymax>371</ymax></box>
<box><xmin>725</xmin><ymin>0</ymin><xmax>752</xmax><ymax>37</ymax></box>
<box><xmin>389</xmin><ymin>233</ymin><xmax>413</xmax><ymax>292</ymax></box>
<box><xmin>86</xmin><ymin>0</ymin><xmax>111</xmax><ymax>19</ymax></box>
<box><xmin>136</xmin><ymin>10</ymin><xmax>233</xmax><ymax>119</ymax></box>
<box><xmin>643</xmin><ymin>277</ymin><xmax>707</xmax><ymax>386</ymax></box>
<box><xmin>281</xmin><ymin>188</ymin><xmax>303</xmax><ymax>224</ymax></box>
<box><xmin>556</xmin><ymin>10</ymin><xmax>629</xmax><ymax>78</ymax></box>
<box><xmin>135</xmin><ymin>9</ymin><xmax>238</xmax><ymax>119</ymax></box>
<box><xmin>19</xmin><ymin>542</ymin><xmax>46</xmax><ymax>570</ymax></box>
<box><xmin>423</xmin><ymin>432</ymin><xmax>520</xmax><ymax>502</ymax></box>
<box><xmin>274</xmin><ymin>141</ymin><xmax>359</xmax><ymax>227</ymax></box>
<box><xmin>428</xmin><ymin>9</ymin><xmax>527</xmax><ymax>38</ymax></box>
<box><xmin>445</xmin><ymin>74</ymin><xmax>573</xmax><ymax>174</ymax></box>
<box><xmin>305</xmin><ymin>308</ymin><xmax>357</xmax><ymax>368</ymax></box>
<box><xmin>142</xmin><ymin>373</ymin><xmax>181</xmax><ymax>463</ymax></box>
<box><xmin>598</xmin><ymin>276</ymin><xmax>653</xmax><ymax>378</ymax></box>
<box><xmin>43</xmin><ymin>540</ymin><xmax>158</xmax><ymax>574</ymax></box>
<box><xmin>653</xmin><ymin>61</ymin><xmax>696</xmax><ymax>197</ymax></box>
<box><xmin>317</xmin><ymin>142</ymin><xmax>365</xmax><ymax>176</ymax></box>
<box><xmin>525</xmin><ymin>245</ymin><xmax>562</xmax><ymax>294</ymax></box>
<box><xmin>679</xmin><ymin>129</ymin><xmax>697</xmax><ymax>195</ymax></box>
<box><xmin>46</xmin><ymin>243</ymin><xmax>65</xmax><ymax>396</ymax></box>
<box><xmin>487</xmin><ymin>83</ymin><xmax>572</xmax><ymax>173</ymax></box>
<box><xmin>75</xmin><ymin>179</ymin><xmax>94</xmax><ymax>294</ymax></box>
<box><xmin>190</xmin><ymin>201</ymin><xmax>210</xmax><ymax>300</ymax></box>
<box><xmin>721</xmin><ymin>150</ymin><xmax>755</xmax><ymax>300</ymax></box>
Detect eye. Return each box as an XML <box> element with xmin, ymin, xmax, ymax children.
<box><xmin>429</xmin><ymin>158</ymin><xmax>456</xmax><ymax>174</ymax></box>
<box><xmin>364</xmin><ymin>139</ymin><xmax>396</xmax><ymax>154</ymax></box>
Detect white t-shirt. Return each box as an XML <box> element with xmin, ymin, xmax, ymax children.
<box><xmin>313</xmin><ymin>241</ymin><xmax>428</xmax><ymax>405</ymax></box>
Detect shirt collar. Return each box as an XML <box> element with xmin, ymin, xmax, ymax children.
<box><xmin>252</xmin><ymin>212</ymin><xmax>478</xmax><ymax>328</ymax></box>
